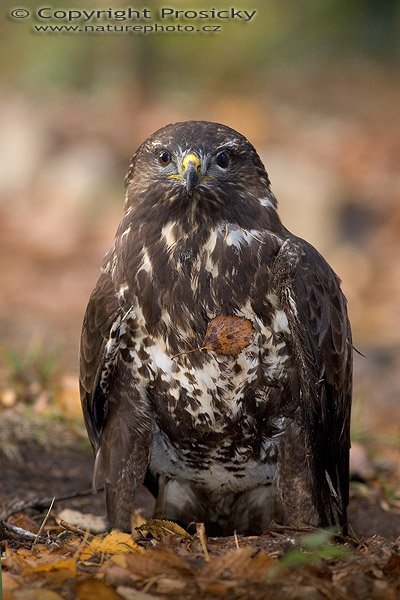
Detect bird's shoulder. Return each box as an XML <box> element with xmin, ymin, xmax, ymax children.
<box><xmin>271</xmin><ymin>232</ymin><xmax>352</xmax><ymax>388</ymax></box>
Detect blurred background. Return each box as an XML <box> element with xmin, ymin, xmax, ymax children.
<box><xmin>0</xmin><ymin>0</ymin><xmax>399</xmax><ymax>491</ymax></box>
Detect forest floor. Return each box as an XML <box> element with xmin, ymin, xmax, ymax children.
<box><xmin>1</xmin><ymin>391</ymin><xmax>399</xmax><ymax>600</ymax></box>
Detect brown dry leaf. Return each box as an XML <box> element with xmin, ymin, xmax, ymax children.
<box><xmin>32</xmin><ymin>591</ymin><xmax>64</xmax><ymax>600</ymax></box>
<box><xmin>22</xmin><ymin>557</ymin><xmax>77</xmax><ymax>582</ymax></box>
<box><xmin>80</xmin><ymin>531</ymin><xmax>143</xmax><ymax>561</ymax></box>
<box><xmin>76</xmin><ymin>578</ymin><xmax>122</xmax><ymax>600</ymax></box>
<box><xmin>103</xmin><ymin>550</ymin><xmax>192</xmax><ymax>593</ymax></box>
<box><xmin>109</xmin><ymin>554</ymin><xmax>129</xmax><ymax>569</ymax></box>
<box><xmin>153</xmin><ymin>577</ymin><xmax>188</xmax><ymax>594</ymax></box>
<box><xmin>382</xmin><ymin>553</ymin><xmax>400</xmax><ymax>577</ymax></box>
<box><xmin>8</xmin><ymin>512</ymin><xmax>40</xmax><ymax>534</ymax></box>
<box><xmin>103</xmin><ymin>563</ymin><xmax>134</xmax><ymax>589</ymax></box>
<box><xmin>116</xmin><ymin>586</ymin><xmax>165</xmax><ymax>600</ymax></box>
<box><xmin>202</xmin><ymin>315</ymin><xmax>254</xmax><ymax>356</ymax></box>
<box><xmin>1</xmin><ymin>571</ymin><xmax>21</xmax><ymax>593</ymax></box>
<box><xmin>125</xmin><ymin>549</ymin><xmax>193</xmax><ymax>581</ymax></box>
<box><xmin>196</xmin><ymin>547</ymin><xmax>278</xmax><ymax>591</ymax></box>
<box><xmin>4</xmin><ymin>545</ymin><xmax>76</xmax><ymax>585</ymax></box>
<box><xmin>136</xmin><ymin>519</ymin><xmax>192</xmax><ymax>540</ymax></box>
<box><xmin>3</xmin><ymin>547</ymin><xmax>30</xmax><ymax>573</ymax></box>
<box><xmin>10</xmin><ymin>589</ymin><xmax>65</xmax><ymax>600</ymax></box>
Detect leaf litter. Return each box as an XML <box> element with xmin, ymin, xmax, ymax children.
<box><xmin>2</xmin><ymin>506</ymin><xmax>400</xmax><ymax>600</ymax></box>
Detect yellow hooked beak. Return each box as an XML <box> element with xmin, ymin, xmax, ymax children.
<box><xmin>181</xmin><ymin>153</ymin><xmax>201</xmax><ymax>194</ymax></box>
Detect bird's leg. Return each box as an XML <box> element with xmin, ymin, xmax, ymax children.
<box><xmin>100</xmin><ymin>365</ymin><xmax>152</xmax><ymax>531</ymax></box>
<box><xmin>231</xmin><ymin>485</ymin><xmax>274</xmax><ymax>535</ymax></box>
<box><xmin>274</xmin><ymin>419</ymin><xmax>319</xmax><ymax>528</ymax></box>
<box><xmin>154</xmin><ymin>477</ymin><xmax>206</xmax><ymax>525</ymax></box>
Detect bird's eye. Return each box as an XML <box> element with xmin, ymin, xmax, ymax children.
<box><xmin>216</xmin><ymin>151</ymin><xmax>230</xmax><ymax>169</ymax></box>
<box><xmin>158</xmin><ymin>150</ymin><xmax>171</xmax><ymax>166</ymax></box>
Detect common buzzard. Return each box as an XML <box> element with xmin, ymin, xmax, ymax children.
<box><xmin>80</xmin><ymin>121</ymin><xmax>352</xmax><ymax>536</ymax></box>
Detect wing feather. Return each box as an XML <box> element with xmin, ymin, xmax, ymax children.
<box><xmin>79</xmin><ymin>265</ymin><xmax>120</xmax><ymax>452</ymax></box>
<box><xmin>273</xmin><ymin>236</ymin><xmax>352</xmax><ymax>531</ymax></box>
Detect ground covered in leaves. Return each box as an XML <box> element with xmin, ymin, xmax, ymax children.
<box><xmin>2</xmin><ymin>519</ymin><xmax>400</xmax><ymax>600</ymax></box>
<box><xmin>1</xmin><ymin>394</ymin><xmax>399</xmax><ymax>600</ymax></box>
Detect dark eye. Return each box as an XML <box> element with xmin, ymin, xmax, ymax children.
<box><xmin>158</xmin><ymin>150</ymin><xmax>171</xmax><ymax>166</ymax></box>
<box><xmin>216</xmin><ymin>151</ymin><xmax>230</xmax><ymax>169</ymax></box>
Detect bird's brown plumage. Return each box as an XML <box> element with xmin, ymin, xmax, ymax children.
<box><xmin>80</xmin><ymin>121</ymin><xmax>352</xmax><ymax>535</ymax></box>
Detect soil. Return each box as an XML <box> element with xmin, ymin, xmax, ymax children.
<box><xmin>0</xmin><ymin>441</ymin><xmax>399</xmax><ymax>540</ymax></box>
<box><xmin>1</xmin><ymin>428</ymin><xmax>399</xmax><ymax>599</ymax></box>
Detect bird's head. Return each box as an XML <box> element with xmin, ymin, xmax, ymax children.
<box><xmin>124</xmin><ymin>121</ymin><xmax>277</xmax><ymax>228</ymax></box>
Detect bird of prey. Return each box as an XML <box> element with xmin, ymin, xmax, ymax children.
<box><xmin>80</xmin><ymin>121</ymin><xmax>352</xmax><ymax>536</ymax></box>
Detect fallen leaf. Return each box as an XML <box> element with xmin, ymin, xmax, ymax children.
<box><xmin>1</xmin><ymin>571</ymin><xmax>21</xmax><ymax>593</ymax></box>
<box><xmin>382</xmin><ymin>553</ymin><xmax>400</xmax><ymax>576</ymax></box>
<box><xmin>11</xmin><ymin>589</ymin><xmax>64</xmax><ymax>600</ymax></box>
<box><xmin>80</xmin><ymin>531</ymin><xmax>143</xmax><ymax>561</ymax></box>
<box><xmin>109</xmin><ymin>555</ymin><xmax>129</xmax><ymax>569</ymax></box>
<box><xmin>136</xmin><ymin>519</ymin><xmax>192</xmax><ymax>540</ymax></box>
<box><xmin>202</xmin><ymin>315</ymin><xmax>254</xmax><ymax>356</ymax></box>
<box><xmin>22</xmin><ymin>558</ymin><xmax>77</xmax><ymax>580</ymax></box>
<box><xmin>3</xmin><ymin>547</ymin><xmax>30</xmax><ymax>573</ymax></box>
<box><xmin>103</xmin><ymin>563</ymin><xmax>134</xmax><ymax>588</ymax></box>
<box><xmin>23</xmin><ymin>558</ymin><xmax>75</xmax><ymax>574</ymax></box>
<box><xmin>154</xmin><ymin>577</ymin><xmax>187</xmax><ymax>594</ymax></box>
<box><xmin>116</xmin><ymin>586</ymin><xmax>165</xmax><ymax>600</ymax></box>
<box><xmin>8</xmin><ymin>512</ymin><xmax>40</xmax><ymax>534</ymax></box>
<box><xmin>197</xmin><ymin>547</ymin><xmax>277</xmax><ymax>590</ymax></box>
<box><xmin>125</xmin><ymin>550</ymin><xmax>193</xmax><ymax>581</ymax></box>
<box><xmin>4</xmin><ymin>545</ymin><xmax>77</xmax><ymax>585</ymax></box>
<box><xmin>32</xmin><ymin>591</ymin><xmax>65</xmax><ymax>600</ymax></box>
<box><xmin>76</xmin><ymin>578</ymin><xmax>122</xmax><ymax>600</ymax></box>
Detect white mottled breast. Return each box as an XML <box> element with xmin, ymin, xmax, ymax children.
<box><xmin>124</xmin><ymin>297</ymin><xmax>291</xmax><ymax>428</ymax></box>
<box><xmin>142</xmin><ymin>311</ymin><xmax>290</xmax><ymax>428</ymax></box>
<box><xmin>116</xmin><ymin>223</ymin><xmax>292</xmax><ymax>484</ymax></box>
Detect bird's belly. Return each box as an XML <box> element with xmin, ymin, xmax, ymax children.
<box><xmin>149</xmin><ymin>427</ymin><xmax>279</xmax><ymax>492</ymax></box>
<box><xmin>145</xmin><ymin>343</ymin><xmax>289</xmax><ymax>491</ymax></box>
<box><xmin>128</xmin><ymin>307</ymin><xmax>291</xmax><ymax>489</ymax></box>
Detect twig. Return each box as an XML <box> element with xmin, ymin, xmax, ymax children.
<box><xmin>196</xmin><ymin>522</ymin><xmax>210</xmax><ymax>562</ymax></box>
<box><xmin>269</xmin><ymin>523</ymin><xmax>317</xmax><ymax>533</ymax></box>
<box><xmin>171</xmin><ymin>346</ymin><xmax>205</xmax><ymax>360</ymax></box>
<box><xmin>32</xmin><ymin>497</ymin><xmax>55</xmax><ymax>550</ymax></box>
<box><xmin>58</xmin><ymin>519</ymin><xmax>94</xmax><ymax>538</ymax></box>
<box><xmin>72</xmin><ymin>529</ymin><xmax>91</xmax><ymax>560</ymax></box>
<box><xmin>233</xmin><ymin>530</ymin><xmax>240</xmax><ymax>550</ymax></box>
<box><xmin>0</xmin><ymin>488</ymin><xmax>97</xmax><ymax>521</ymax></box>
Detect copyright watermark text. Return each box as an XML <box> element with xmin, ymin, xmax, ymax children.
<box><xmin>9</xmin><ymin>6</ymin><xmax>257</xmax><ymax>32</ymax></box>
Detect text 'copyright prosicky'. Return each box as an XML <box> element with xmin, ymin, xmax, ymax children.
<box><xmin>9</xmin><ymin>6</ymin><xmax>257</xmax><ymax>23</ymax></box>
<box><xmin>7</xmin><ymin>6</ymin><xmax>258</xmax><ymax>34</ymax></box>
